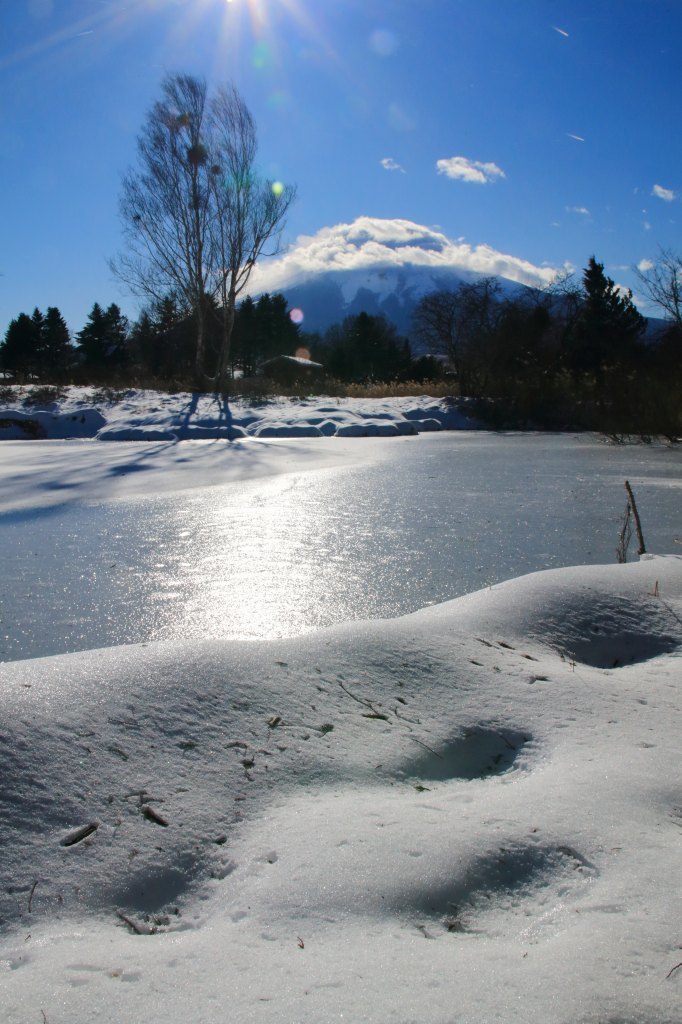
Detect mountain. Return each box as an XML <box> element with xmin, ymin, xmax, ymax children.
<box><xmin>246</xmin><ymin>217</ymin><xmax>560</xmax><ymax>335</ymax></box>
<box><xmin>277</xmin><ymin>265</ymin><xmax>495</xmax><ymax>335</ymax></box>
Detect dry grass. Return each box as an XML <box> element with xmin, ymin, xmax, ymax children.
<box><xmin>330</xmin><ymin>379</ymin><xmax>458</xmax><ymax>399</ymax></box>
<box><xmin>226</xmin><ymin>377</ymin><xmax>458</xmax><ymax>401</ymax></box>
<box><xmin>0</xmin><ymin>378</ymin><xmax>458</xmax><ymax>405</ymax></box>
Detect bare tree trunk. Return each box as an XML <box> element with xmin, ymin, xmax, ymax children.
<box><xmin>194</xmin><ymin>306</ymin><xmax>206</xmax><ymax>387</ymax></box>
<box><xmin>215</xmin><ymin>302</ymin><xmax>235</xmax><ymax>391</ymax></box>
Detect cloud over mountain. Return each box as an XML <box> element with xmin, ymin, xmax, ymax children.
<box><xmin>249</xmin><ymin>217</ymin><xmax>558</xmax><ymax>296</ymax></box>
<box><xmin>247</xmin><ymin>218</ymin><xmax>561</xmax><ymax>334</ymax></box>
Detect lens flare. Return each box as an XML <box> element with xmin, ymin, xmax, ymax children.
<box><xmin>272</xmin><ymin>181</ymin><xmax>285</xmax><ymax>197</ymax></box>
<box><xmin>369</xmin><ymin>29</ymin><xmax>398</xmax><ymax>57</ymax></box>
<box><xmin>290</xmin><ymin>309</ymin><xmax>305</xmax><ymax>325</ymax></box>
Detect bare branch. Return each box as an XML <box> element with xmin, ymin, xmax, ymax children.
<box><xmin>634</xmin><ymin>247</ymin><xmax>682</xmax><ymax>324</ymax></box>
<box><xmin>111</xmin><ymin>73</ymin><xmax>296</xmax><ymax>386</ymax></box>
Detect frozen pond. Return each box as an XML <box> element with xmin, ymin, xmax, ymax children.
<box><xmin>1</xmin><ymin>433</ymin><xmax>681</xmax><ymax>662</ymax></box>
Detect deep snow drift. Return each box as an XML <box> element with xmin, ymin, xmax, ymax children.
<box><xmin>1</xmin><ymin>556</ymin><xmax>681</xmax><ymax>1023</ymax></box>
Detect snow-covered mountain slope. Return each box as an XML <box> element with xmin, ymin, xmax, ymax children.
<box><xmin>277</xmin><ymin>264</ymin><xmax>495</xmax><ymax>334</ymax></box>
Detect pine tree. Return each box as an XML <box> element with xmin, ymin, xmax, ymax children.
<box><xmin>231</xmin><ymin>295</ymin><xmax>258</xmax><ymax>375</ymax></box>
<box><xmin>42</xmin><ymin>307</ymin><xmax>73</xmax><ymax>380</ymax></box>
<box><xmin>76</xmin><ymin>302</ymin><xmax>109</xmax><ymax>369</ymax></box>
<box><xmin>129</xmin><ymin>295</ymin><xmax>194</xmax><ymax>378</ymax></box>
<box><xmin>1</xmin><ymin>312</ymin><xmax>40</xmax><ymax>379</ymax></box>
<box><xmin>104</xmin><ymin>304</ymin><xmax>129</xmax><ymax>368</ymax></box>
<box><xmin>31</xmin><ymin>307</ymin><xmax>46</xmax><ymax>367</ymax></box>
<box><xmin>76</xmin><ymin>303</ymin><xmax>129</xmax><ymax>374</ymax></box>
<box><xmin>568</xmin><ymin>257</ymin><xmax>646</xmax><ymax>389</ymax></box>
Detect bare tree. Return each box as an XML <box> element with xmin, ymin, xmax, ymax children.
<box><xmin>208</xmin><ymin>84</ymin><xmax>295</xmax><ymax>383</ymax></box>
<box><xmin>112</xmin><ymin>73</ymin><xmax>295</xmax><ymax>386</ymax></box>
<box><xmin>412</xmin><ymin>278</ymin><xmax>502</xmax><ymax>395</ymax></box>
<box><xmin>634</xmin><ymin>247</ymin><xmax>682</xmax><ymax>324</ymax></box>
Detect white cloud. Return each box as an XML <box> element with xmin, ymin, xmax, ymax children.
<box><xmin>380</xmin><ymin>157</ymin><xmax>405</xmax><ymax>173</ymax></box>
<box><xmin>652</xmin><ymin>184</ymin><xmax>676</xmax><ymax>202</ymax></box>
<box><xmin>436</xmin><ymin>156</ymin><xmax>505</xmax><ymax>185</ymax></box>
<box><xmin>637</xmin><ymin>258</ymin><xmax>654</xmax><ymax>272</ymax></box>
<box><xmin>247</xmin><ymin>217</ymin><xmax>561</xmax><ymax>296</ymax></box>
<box><xmin>566</xmin><ymin>206</ymin><xmax>590</xmax><ymax>215</ymax></box>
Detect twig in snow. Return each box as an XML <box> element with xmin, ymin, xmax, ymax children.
<box><xmin>394</xmin><ymin>706</ymin><xmax>420</xmax><ymax>725</ymax></box>
<box><xmin>141</xmin><ymin>805</ymin><xmax>168</xmax><ymax>827</ymax></box>
<box><xmin>60</xmin><ymin>822</ymin><xmax>99</xmax><ymax>847</ymax></box>
<box><xmin>41</xmin><ymin>1011</ymin><xmax>48</xmax><ymax>1024</ymax></box>
<box><xmin>665</xmin><ymin>961</ymin><xmax>682</xmax><ymax>979</ymax></box>
<box><xmin>115</xmin><ymin>909</ymin><xmax>147</xmax><ymax>935</ymax></box>
<box><xmin>28</xmin><ymin>880</ymin><xmax>38</xmax><ymax>913</ymax></box>
<box><xmin>338</xmin><ymin>680</ymin><xmax>389</xmax><ymax>721</ymax></box>
<box><xmin>409</xmin><ymin>736</ymin><xmax>443</xmax><ymax>758</ymax></box>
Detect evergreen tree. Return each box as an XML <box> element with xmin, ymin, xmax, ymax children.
<box><xmin>31</xmin><ymin>307</ymin><xmax>46</xmax><ymax>366</ymax></box>
<box><xmin>231</xmin><ymin>295</ymin><xmax>258</xmax><ymax>375</ymax></box>
<box><xmin>76</xmin><ymin>302</ymin><xmax>129</xmax><ymax>373</ymax></box>
<box><xmin>76</xmin><ymin>302</ymin><xmax>109</xmax><ymax>369</ymax></box>
<box><xmin>1</xmin><ymin>311</ymin><xmax>40</xmax><ymax>379</ymax></box>
<box><xmin>254</xmin><ymin>293</ymin><xmax>301</xmax><ymax>364</ymax></box>
<box><xmin>104</xmin><ymin>304</ymin><xmax>130</xmax><ymax>368</ymax></box>
<box><xmin>324</xmin><ymin>313</ymin><xmax>412</xmax><ymax>382</ymax></box>
<box><xmin>567</xmin><ymin>257</ymin><xmax>646</xmax><ymax>390</ymax></box>
<box><xmin>129</xmin><ymin>295</ymin><xmax>194</xmax><ymax>378</ymax></box>
<box><xmin>129</xmin><ymin>310</ymin><xmax>157</xmax><ymax>373</ymax></box>
<box><xmin>231</xmin><ymin>293</ymin><xmax>301</xmax><ymax>376</ymax></box>
<box><xmin>42</xmin><ymin>306</ymin><xmax>73</xmax><ymax>380</ymax></box>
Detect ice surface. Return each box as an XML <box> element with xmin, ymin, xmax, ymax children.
<box><xmin>1</xmin><ymin>430</ymin><xmax>680</xmax><ymax>662</ymax></box>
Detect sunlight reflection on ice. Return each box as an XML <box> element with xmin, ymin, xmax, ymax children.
<box><xmin>1</xmin><ymin>435</ymin><xmax>681</xmax><ymax>662</ymax></box>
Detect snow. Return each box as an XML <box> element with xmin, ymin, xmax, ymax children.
<box><xmin>0</xmin><ymin>386</ymin><xmax>479</xmax><ymax>444</ymax></box>
<box><xmin>1</xmin><ymin>389</ymin><xmax>681</xmax><ymax>1023</ymax></box>
<box><xmin>1</xmin><ymin>557</ymin><xmax>681</xmax><ymax>1023</ymax></box>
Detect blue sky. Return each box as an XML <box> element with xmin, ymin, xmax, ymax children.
<box><xmin>2</xmin><ymin>0</ymin><xmax>680</xmax><ymax>334</ymax></box>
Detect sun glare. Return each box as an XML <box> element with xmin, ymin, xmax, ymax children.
<box><xmin>7</xmin><ymin>0</ymin><xmax>334</xmax><ymax>79</ymax></box>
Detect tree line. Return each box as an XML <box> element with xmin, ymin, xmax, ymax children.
<box><xmin>0</xmin><ymin>292</ymin><xmax>300</xmax><ymax>384</ymax></box>
<box><xmin>1</xmin><ymin>252</ymin><xmax>680</xmax><ymax>438</ymax></box>
<box><xmin>408</xmin><ymin>255</ymin><xmax>680</xmax><ymax>439</ymax></box>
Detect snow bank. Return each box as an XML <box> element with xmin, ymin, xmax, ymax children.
<box><xmin>0</xmin><ymin>406</ymin><xmax>106</xmax><ymax>439</ymax></box>
<box><xmin>1</xmin><ymin>556</ymin><xmax>681</xmax><ymax>1023</ymax></box>
<box><xmin>0</xmin><ymin>387</ymin><xmax>480</xmax><ymax>442</ymax></box>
